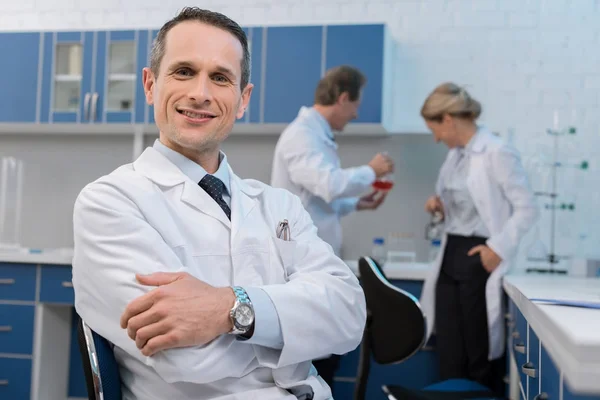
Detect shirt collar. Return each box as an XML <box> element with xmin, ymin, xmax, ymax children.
<box><xmin>300</xmin><ymin>106</ymin><xmax>335</xmax><ymax>142</ymax></box>
<box><xmin>152</xmin><ymin>139</ymin><xmax>231</xmax><ymax>195</ymax></box>
<box><xmin>457</xmin><ymin>125</ymin><xmax>482</xmax><ymax>155</ymax></box>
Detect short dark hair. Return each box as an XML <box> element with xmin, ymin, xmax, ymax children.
<box><xmin>314</xmin><ymin>65</ymin><xmax>366</xmax><ymax>105</ymax></box>
<box><xmin>150</xmin><ymin>7</ymin><xmax>251</xmax><ymax>89</ymax></box>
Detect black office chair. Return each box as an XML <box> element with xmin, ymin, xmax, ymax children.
<box><xmin>354</xmin><ymin>256</ymin><xmax>503</xmax><ymax>400</ymax></box>
<box><xmin>77</xmin><ymin>316</ymin><xmax>123</xmax><ymax>400</ymax></box>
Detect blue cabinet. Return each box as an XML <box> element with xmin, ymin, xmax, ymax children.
<box><xmin>39</xmin><ymin>30</ymin><xmax>148</xmax><ymax>124</ymax></box>
<box><xmin>0</xmin><ymin>33</ymin><xmax>41</xmax><ymax>123</ymax></box>
<box><xmin>325</xmin><ymin>25</ymin><xmax>385</xmax><ymax>123</ymax></box>
<box><xmin>507</xmin><ymin>298</ymin><xmax>600</xmax><ymax>400</ymax></box>
<box><xmin>1</xmin><ymin>23</ymin><xmax>396</xmax><ymax>132</ymax></box>
<box><xmin>264</xmin><ymin>26</ymin><xmax>323</xmax><ymax>123</ymax></box>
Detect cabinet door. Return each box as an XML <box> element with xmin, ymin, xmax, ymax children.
<box><xmin>40</xmin><ymin>31</ymin><xmax>93</xmax><ymax>123</ymax></box>
<box><xmin>264</xmin><ymin>26</ymin><xmax>323</xmax><ymax>123</ymax></box>
<box><xmin>325</xmin><ymin>25</ymin><xmax>384</xmax><ymax>123</ymax></box>
<box><xmin>0</xmin><ymin>33</ymin><xmax>40</xmax><ymax>123</ymax></box>
<box><xmin>97</xmin><ymin>30</ymin><xmax>139</xmax><ymax>123</ymax></box>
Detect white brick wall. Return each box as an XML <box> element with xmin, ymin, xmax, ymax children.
<box><xmin>1</xmin><ymin>0</ymin><xmax>599</xmax><ymax>268</ymax></box>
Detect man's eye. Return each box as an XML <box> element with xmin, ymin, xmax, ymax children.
<box><xmin>214</xmin><ymin>75</ymin><xmax>228</xmax><ymax>83</ymax></box>
<box><xmin>175</xmin><ymin>68</ymin><xmax>193</xmax><ymax>77</ymax></box>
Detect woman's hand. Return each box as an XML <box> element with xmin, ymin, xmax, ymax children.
<box><xmin>468</xmin><ymin>245</ymin><xmax>502</xmax><ymax>273</ymax></box>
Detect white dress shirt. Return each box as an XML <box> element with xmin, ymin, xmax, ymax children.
<box><xmin>438</xmin><ymin>130</ymin><xmax>490</xmax><ymax>238</ymax></box>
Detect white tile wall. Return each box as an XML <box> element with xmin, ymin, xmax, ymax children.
<box><xmin>1</xmin><ymin>0</ymin><xmax>598</xmax><ymax>269</ymax></box>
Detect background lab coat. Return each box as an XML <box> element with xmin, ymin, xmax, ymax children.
<box><xmin>420</xmin><ymin>127</ymin><xmax>539</xmax><ymax>360</ymax></box>
<box><xmin>271</xmin><ymin>106</ymin><xmax>376</xmax><ymax>256</ymax></box>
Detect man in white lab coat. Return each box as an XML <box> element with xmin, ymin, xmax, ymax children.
<box><xmin>270</xmin><ymin>66</ymin><xmax>394</xmax><ymax>390</ymax></box>
<box><xmin>72</xmin><ymin>7</ymin><xmax>366</xmax><ymax>400</ymax></box>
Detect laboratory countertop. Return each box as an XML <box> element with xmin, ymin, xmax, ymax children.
<box><xmin>0</xmin><ymin>247</ymin><xmax>74</xmax><ymax>265</ymax></box>
<box><xmin>0</xmin><ymin>248</ymin><xmax>433</xmax><ymax>281</ymax></box>
<box><xmin>503</xmin><ymin>274</ymin><xmax>600</xmax><ymax>395</ymax></box>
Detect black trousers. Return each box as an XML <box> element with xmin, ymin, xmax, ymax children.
<box><xmin>312</xmin><ymin>354</ymin><xmax>341</xmax><ymax>393</ymax></box>
<box><xmin>435</xmin><ymin>234</ymin><xmax>505</xmax><ymax>395</ymax></box>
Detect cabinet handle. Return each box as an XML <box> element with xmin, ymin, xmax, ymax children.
<box><xmin>91</xmin><ymin>92</ymin><xmax>99</xmax><ymax>122</ymax></box>
<box><xmin>0</xmin><ymin>278</ymin><xmax>15</xmax><ymax>285</ymax></box>
<box><xmin>61</xmin><ymin>281</ymin><xmax>73</xmax><ymax>288</ymax></box>
<box><xmin>522</xmin><ymin>362</ymin><xmax>537</xmax><ymax>378</ymax></box>
<box><xmin>505</xmin><ymin>312</ymin><xmax>513</xmax><ymax>321</ymax></box>
<box><xmin>512</xmin><ymin>331</ymin><xmax>520</xmax><ymax>339</ymax></box>
<box><xmin>507</xmin><ymin>321</ymin><xmax>515</xmax><ymax>328</ymax></box>
<box><xmin>514</xmin><ymin>342</ymin><xmax>526</xmax><ymax>354</ymax></box>
<box><xmin>84</xmin><ymin>92</ymin><xmax>91</xmax><ymax>121</ymax></box>
<box><xmin>534</xmin><ymin>393</ymin><xmax>548</xmax><ymax>400</ymax></box>
<box><xmin>0</xmin><ymin>326</ymin><xmax>12</xmax><ymax>332</ymax></box>
<box><xmin>0</xmin><ymin>379</ymin><xmax>8</xmax><ymax>385</ymax></box>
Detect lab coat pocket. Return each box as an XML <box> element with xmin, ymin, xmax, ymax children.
<box><xmin>269</xmin><ymin>237</ymin><xmax>296</xmax><ymax>283</ymax></box>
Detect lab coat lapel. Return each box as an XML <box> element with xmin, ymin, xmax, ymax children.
<box><xmin>229</xmin><ymin>168</ymin><xmax>263</xmax><ymax>240</ymax></box>
<box><xmin>133</xmin><ymin>147</ymin><xmax>231</xmax><ymax>228</ymax></box>
<box><xmin>180</xmin><ymin>180</ymin><xmax>231</xmax><ymax>228</ymax></box>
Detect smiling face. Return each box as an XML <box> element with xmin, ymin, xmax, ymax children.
<box><xmin>143</xmin><ymin>21</ymin><xmax>253</xmax><ymax>158</ymax></box>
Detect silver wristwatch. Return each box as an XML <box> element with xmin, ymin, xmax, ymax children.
<box><xmin>229</xmin><ymin>286</ymin><xmax>255</xmax><ymax>336</ymax></box>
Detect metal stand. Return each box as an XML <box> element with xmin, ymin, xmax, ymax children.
<box><xmin>527</xmin><ymin>124</ymin><xmax>586</xmax><ymax>274</ymax></box>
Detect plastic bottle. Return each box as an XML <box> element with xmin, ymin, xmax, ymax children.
<box><xmin>371</xmin><ymin>237</ymin><xmax>387</xmax><ymax>267</ymax></box>
<box><xmin>429</xmin><ymin>239</ymin><xmax>441</xmax><ymax>263</ymax></box>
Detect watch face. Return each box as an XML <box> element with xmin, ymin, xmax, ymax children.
<box><xmin>235</xmin><ymin>304</ymin><xmax>254</xmax><ymax>327</ymax></box>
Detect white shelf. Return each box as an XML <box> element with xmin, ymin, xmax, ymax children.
<box><xmin>54</xmin><ymin>74</ymin><xmax>82</xmax><ymax>82</ymax></box>
<box><xmin>108</xmin><ymin>73</ymin><xmax>136</xmax><ymax>81</ymax></box>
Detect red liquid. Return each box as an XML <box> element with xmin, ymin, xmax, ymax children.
<box><xmin>372</xmin><ymin>180</ymin><xmax>394</xmax><ymax>191</ymax></box>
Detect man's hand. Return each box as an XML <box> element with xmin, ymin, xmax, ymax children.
<box><xmin>357</xmin><ymin>190</ymin><xmax>387</xmax><ymax>211</ymax></box>
<box><xmin>468</xmin><ymin>245</ymin><xmax>502</xmax><ymax>273</ymax></box>
<box><xmin>120</xmin><ymin>272</ymin><xmax>235</xmax><ymax>356</ymax></box>
<box><xmin>368</xmin><ymin>152</ymin><xmax>394</xmax><ymax>177</ymax></box>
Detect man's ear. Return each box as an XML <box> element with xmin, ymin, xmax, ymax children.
<box><xmin>337</xmin><ymin>92</ymin><xmax>350</xmax><ymax>105</ymax></box>
<box><xmin>236</xmin><ymin>83</ymin><xmax>254</xmax><ymax>119</ymax></box>
<box><xmin>142</xmin><ymin>67</ymin><xmax>155</xmax><ymax>105</ymax></box>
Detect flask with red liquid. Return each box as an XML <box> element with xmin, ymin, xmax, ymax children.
<box><xmin>372</xmin><ymin>174</ymin><xmax>394</xmax><ymax>192</ymax></box>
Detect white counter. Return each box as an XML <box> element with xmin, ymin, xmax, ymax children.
<box><xmin>344</xmin><ymin>260</ymin><xmax>431</xmax><ymax>280</ymax></box>
<box><xmin>0</xmin><ymin>247</ymin><xmax>73</xmax><ymax>265</ymax></box>
<box><xmin>503</xmin><ymin>274</ymin><xmax>600</xmax><ymax>395</ymax></box>
<box><xmin>0</xmin><ymin>248</ymin><xmax>433</xmax><ymax>281</ymax></box>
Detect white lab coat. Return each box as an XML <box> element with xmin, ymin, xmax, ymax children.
<box><xmin>420</xmin><ymin>128</ymin><xmax>538</xmax><ymax>360</ymax></box>
<box><xmin>72</xmin><ymin>147</ymin><xmax>366</xmax><ymax>400</ymax></box>
<box><xmin>271</xmin><ymin>107</ymin><xmax>376</xmax><ymax>256</ymax></box>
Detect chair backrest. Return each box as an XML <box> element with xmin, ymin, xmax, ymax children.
<box><xmin>354</xmin><ymin>256</ymin><xmax>428</xmax><ymax>400</ymax></box>
<box><xmin>359</xmin><ymin>256</ymin><xmax>427</xmax><ymax>364</ymax></box>
<box><xmin>76</xmin><ymin>316</ymin><xmax>123</xmax><ymax>400</ymax></box>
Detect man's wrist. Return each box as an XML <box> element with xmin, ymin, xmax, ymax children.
<box><xmin>220</xmin><ymin>287</ymin><xmax>236</xmax><ymax>335</ymax></box>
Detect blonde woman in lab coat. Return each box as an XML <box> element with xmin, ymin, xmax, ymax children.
<box><xmin>419</xmin><ymin>83</ymin><xmax>538</xmax><ymax>395</ymax></box>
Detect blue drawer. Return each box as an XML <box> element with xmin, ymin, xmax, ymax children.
<box><xmin>540</xmin><ymin>346</ymin><xmax>560</xmax><ymax>400</ymax></box>
<box><xmin>0</xmin><ymin>304</ymin><xmax>35</xmax><ymax>355</ymax></box>
<box><xmin>526</xmin><ymin>326</ymin><xmax>540</xmax><ymax>399</ymax></box>
<box><xmin>0</xmin><ymin>263</ymin><xmax>36</xmax><ymax>301</ymax></box>
<box><xmin>0</xmin><ymin>357</ymin><xmax>32</xmax><ymax>400</ymax></box>
<box><xmin>39</xmin><ymin>265</ymin><xmax>74</xmax><ymax>304</ymax></box>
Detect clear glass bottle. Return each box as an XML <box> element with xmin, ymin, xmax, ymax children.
<box><xmin>429</xmin><ymin>239</ymin><xmax>442</xmax><ymax>263</ymax></box>
<box><xmin>0</xmin><ymin>157</ymin><xmax>24</xmax><ymax>250</ymax></box>
<box><xmin>371</xmin><ymin>237</ymin><xmax>387</xmax><ymax>267</ymax></box>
